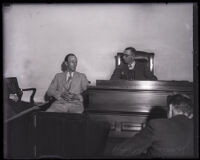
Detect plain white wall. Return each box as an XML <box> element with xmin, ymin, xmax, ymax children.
<box><xmin>3</xmin><ymin>3</ymin><xmax>193</xmax><ymax>102</ymax></box>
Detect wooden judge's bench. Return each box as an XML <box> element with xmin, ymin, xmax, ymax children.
<box><xmin>4</xmin><ymin>80</ymin><xmax>194</xmax><ymax>158</ymax></box>
<box><xmin>85</xmin><ymin>80</ymin><xmax>193</xmax><ymax>138</ymax></box>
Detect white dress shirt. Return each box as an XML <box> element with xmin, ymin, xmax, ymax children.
<box><xmin>128</xmin><ymin>61</ymin><xmax>136</xmax><ymax>70</ymax></box>
<box><xmin>66</xmin><ymin>72</ymin><xmax>74</xmax><ymax>81</ymax></box>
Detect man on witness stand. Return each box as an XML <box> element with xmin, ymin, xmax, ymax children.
<box><xmin>46</xmin><ymin>53</ymin><xmax>89</xmax><ymax>113</ymax></box>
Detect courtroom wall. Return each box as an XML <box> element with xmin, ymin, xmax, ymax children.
<box><xmin>3</xmin><ymin>3</ymin><xmax>193</xmax><ymax>102</ymax></box>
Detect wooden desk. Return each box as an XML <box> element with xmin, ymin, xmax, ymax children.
<box><xmin>86</xmin><ymin>80</ymin><xmax>193</xmax><ymax>138</ymax></box>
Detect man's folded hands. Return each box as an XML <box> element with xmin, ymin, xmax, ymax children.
<box><xmin>60</xmin><ymin>91</ymin><xmax>81</xmax><ymax>102</ymax></box>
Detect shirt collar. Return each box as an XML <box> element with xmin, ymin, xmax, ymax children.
<box><xmin>66</xmin><ymin>71</ymin><xmax>74</xmax><ymax>81</ymax></box>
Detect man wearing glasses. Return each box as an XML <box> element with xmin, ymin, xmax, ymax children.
<box><xmin>110</xmin><ymin>47</ymin><xmax>157</xmax><ymax>80</ymax></box>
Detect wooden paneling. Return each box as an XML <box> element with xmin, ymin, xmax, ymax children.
<box><xmin>88</xmin><ymin>113</ymin><xmax>148</xmax><ymax>138</ymax></box>
<box><xmin>5</xmin><ymin>111</ymin><xmax>110</xmax><ymax>159</ymax></box>
<box><xmin>88</xmin><ymin>90</ymin><xmax>170</xmax><ymax>113</ymax></box>
<box><xmin>35</xmin><ymin>112</ymin><xmax>109</xmax><ymax>158</ymax></box>
<box><xmin>5</xmin><ymin>111</ymin><xmax>36</xmax><ymax>159</ymax></box>
<box><xmin>86</xmin><ymin>80</ymin><xmax>193</xmax><ymax>138</ymax></box>
<box><xmin>95</xmin><ymin>80</ymin><xmax>193</xmax><ymax>92</ymax></box>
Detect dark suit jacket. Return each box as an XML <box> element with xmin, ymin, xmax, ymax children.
<box><xmin>110</xmin><ymin>59</ymin><xmax>157</xmax><ymax>80</ymax></box>
<box><xmin>112</xmin><ymin>115</ymin><xmax>194</xmax><ymax>158</ymax></box>
<box><xmin>4</xmin><ymin>81</ymin><xmax>33</xmax><ymax>120</ymax></box>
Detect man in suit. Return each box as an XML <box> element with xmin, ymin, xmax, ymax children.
<box><xmin>112</xmin><ymin>94</ymin><xmax>194</xmax><ymax>158</ymax></box>
<box><xmin>110</xmin><ymin>47</ymin><xmax>157</xmax><ymax>80</ymax></box>
<box><xmin>4</xmin><ymin>79</ymin><xmax>34</xmax><ymax>120</ymax></box>
<box><xmin>4</xmin><ymin>85</ymin><xmax>18</xmax><ymax>120</ymax></box>
<box><xmin>46</xmin><ymin>53</ymin><xmax>89</xmax><ymax>113</ymax></box>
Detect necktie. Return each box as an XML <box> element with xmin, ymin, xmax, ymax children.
<box><xmin>65</xmin><ymin>72</ymin><xmax>72</xmax><ymax>91</ymax></box>
<box><xmin>68</xmin><ymin>72</ymin><xmax>72</xmax><ymax>82</ymax></box>
<box><xmin>127</xmin><ymin>66</ymin><xmax>135</xmax><ymax>80</ymax></box>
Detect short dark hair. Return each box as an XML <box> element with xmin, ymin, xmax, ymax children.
<box><xmin>124</xmin><ymin>47</ymin><xmax>136</xmax><ymax>53</ymax></box>
<box><xmin>64</xmin><ymin>53</ymin><xmax>76</xmax><ymax>62</ymax></box>
<box><xmin>167</xmin><ymin>94</ymin><xmax>193</xmax><ymax>116</ymax></box>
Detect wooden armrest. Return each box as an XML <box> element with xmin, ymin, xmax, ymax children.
<box><xmin>5</xmin><ymin>105</ymin><xmax>40</xmax><ymax>123</ymax></box>
<box><xmin>21</xmin><ymin>88</ymin><xmax>36</xmax><ymax>91</ymax></box>
<box><xmin>21</xmin><ymin>88</ymin><xmax>36</xmax><ymax>104</ymax></box>
<box><xmin>39</xmin><ymin>98</ymin><xmax>55</xmax><ymax>111</ymax></box>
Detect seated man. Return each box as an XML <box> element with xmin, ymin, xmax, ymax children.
<box><xmin>46</xmin><ymin>53</ymin><xmax>89</xmax><ymax>113</ymax></box>
<box><xmin>4</xmin><ymin>88</ymin><xmax>18</xmax><ymax>119</ymax></box>
<box><xmin>4</xmin><ymin>84</ymin><xmax>34</xmax><ymax>120</ymax></box>
<box><xmin>112</xmin><ymin>94</ymin><xmax>194</xmax><ymax>158</ymax></box>
<box><xmin>110</xmin><ymin>47</ymin><xmax>157</xmax><ymax>80</ymax></box>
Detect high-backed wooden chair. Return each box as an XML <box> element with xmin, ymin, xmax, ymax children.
<box><xmin>4</xmin><ymin>77</ymin><xmax>36</xmax><ymax>119</ymax></box>
<box><xmin>115</xmin><ymin>51</ymin><xmax>155</xmax><ymax>74</ymax></box>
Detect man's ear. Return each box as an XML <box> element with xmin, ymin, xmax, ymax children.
<box><xmin>64</xmin><ymin>61</ymin><xmax>68</xmax><ymax>66</ymax></box>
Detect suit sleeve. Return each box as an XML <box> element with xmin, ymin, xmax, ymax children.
<box><xmin>81</xmin><ymin>73</ymin><xmax>89</xmax><ymax>93</ymax></box>
<box><xmin>110</xmin><ymin>66</ymin><xmax>122</xmax><ymax>80</ymax></box>
<box><xmin>144</xmin><ymin>63</ymin><xmax>157</xmax><ymax>80</ymax></box>
<box><xmin>46</xmin><ymin>74</ymin><xmax>62</xmax><ymax>100</ymax></box>
<box><xmin>112</xmin><ymin>122</ymin><xmax>155</xmax><ymax>157</ymax></box>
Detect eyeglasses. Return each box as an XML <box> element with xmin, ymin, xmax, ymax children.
<box><xmin>123</xmin><ymin>54</ymin><xmax>130</xmax><ymax>57</ymax></box>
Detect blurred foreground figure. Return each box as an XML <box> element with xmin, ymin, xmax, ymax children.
<box><xmin>112</xmin><ymin>94</ymin><xmax>194</xmax><ymax>158</ymax></box>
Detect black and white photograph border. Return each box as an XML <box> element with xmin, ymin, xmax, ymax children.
<box><xmin>2</xmin><ymin>1</ymin><xmax>199</xmax><ymax>159</ymax></box>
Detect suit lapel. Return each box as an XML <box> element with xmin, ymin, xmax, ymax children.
<box><xmin>70</xmin><ymin>71</ymin><xmax>78</xmax><ymax>86</ymax></box>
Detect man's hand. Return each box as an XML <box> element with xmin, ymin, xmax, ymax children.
<box><xmin>61</xmin><ymin>91</ymin><xmax>73</xmax><ymax>101</ymax></box>
<box><xmin>9</xmin><ymin>94</ymin><xmax>19</xmax><ymax>102</ymax></box>
<box><xmin>60</xmin><ymin>91</ymin><xmax>81</xmax><ymax>102</ymax></box>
